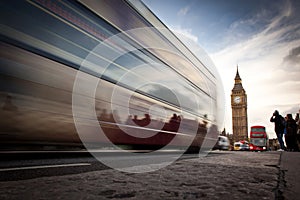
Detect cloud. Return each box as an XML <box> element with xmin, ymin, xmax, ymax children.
<box><xmin>283</xmin><ymin>46</ymin><xmax>300</xmax><ymax>68</ymax></box>
<box><xmin>262</xmin><ymin>0</ymin><xmax>292</xmax><ymax>34</ymax></box>
<box><xmin>177</xmin><ymin>6</ymin><xmax>190</xmax><ymax>16</ymax></box>
<box><xmin>209</xmin><ymin>0</ymin><xmax>300</xmax><ymax>138</ymax></box>
<box><xmin>210</xmin><ymin>0</ymin><xmax>295</xmax><ymax>55</ymax></box>
<box><xmin>166</xmin><ymin>0</ymin><xmax>299</xmax><ymax>138</ymax></box>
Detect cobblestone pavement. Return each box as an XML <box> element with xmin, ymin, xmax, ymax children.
<box><xmin>0</xmin><ymin>151</ymin><xmax>283</xmax><ymax>200</ymax></box>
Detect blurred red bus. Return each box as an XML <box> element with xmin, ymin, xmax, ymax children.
<box><xmin>249</xmin><ymin>126</ymin><xmax>269</xmax><ymax>151</ymax></box>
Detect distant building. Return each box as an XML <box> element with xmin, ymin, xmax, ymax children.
<box><xmin>231</xmin><ymin>66</ymin><xmax>248</xmax><ymax>143</ymax></box>
<box><xmin>221</xmin><ymin>128</ymin><xmax>226</xmax><ymax>136</ymax></box>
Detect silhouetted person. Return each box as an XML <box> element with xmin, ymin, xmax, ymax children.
<box><xmin>170</xmin><ymin>114</ymin><xmax>178</xmax><ymax>124</ymax></box>
<box><xmin>177</xmin><ymin>115</ymin><xmax>182</xmax><ymax>123</ymax></box>
<box><xmin>296</xmin><ymin>111</ymin><xmax>300</xmax><ymax>148</ymax></box>
<box><xmin>283</xmin><ymin>116</ymin><xmax>288</xmax><ymax>135</ymax></box>
<box><xmin>296</xmin><ymin>112</ymin><xmax>299</xmax><ymax>124</ymax></box>
<box><xmin>270</xmin><ymin>110</ymin><xmax>286</xmax><ymax>151</ymax></box>
<box><xmin>168</xmin><ymin>113</ymin><xmax>180</xmax><ymax>132</ymax></box>
<box><xmin>285</xmin><ymin>114</ymin><xmax>299</xmax><ymax>151</ymax></box>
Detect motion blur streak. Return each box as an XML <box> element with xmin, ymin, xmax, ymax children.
<box><xmin>0</xmin><ymin>0</ymin><xmax>223</xmax><ymax>154</ymax></box>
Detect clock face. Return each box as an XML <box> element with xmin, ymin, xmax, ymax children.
<box><xmin>234</xmin><ymin>96</ymin><xmax>241</xmax><ymax>104</ymax></box>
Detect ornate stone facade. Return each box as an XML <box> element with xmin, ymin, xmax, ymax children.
<box><xmin>231</xmin><ymin>67</ymin><xmax>248</xmax><ymax>142</ymax></box>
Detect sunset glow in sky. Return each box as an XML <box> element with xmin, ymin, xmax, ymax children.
<box><xmin>143</xmin><ymin>0</ymin><xmax>300</xmax><ymax>138</ymax></box>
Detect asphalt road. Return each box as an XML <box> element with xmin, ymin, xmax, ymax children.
<box><xmin>0</xmin><ymin>150</ymin><xmax>204</xmax><ymax>181</ymax></box>
<box><xmin>0</xmin><ymin>151</ymin><xmax>282</xmax><ymax>200</ymax></box>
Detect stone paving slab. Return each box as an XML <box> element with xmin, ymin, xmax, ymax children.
<box><xmin>0</xmin><ymin>151</ymin><xmax>282</xmax><ymax>200</ymax></box>
<box><xmin>280</xmin><ymin>152</ymin><xmax>300</xmax><ymax>200</ymax></box>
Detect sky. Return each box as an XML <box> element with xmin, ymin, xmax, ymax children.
<box><xmin>142</xmin><ymin>0</ymin><xmax>300</xmax><ymax>139</ymax></box>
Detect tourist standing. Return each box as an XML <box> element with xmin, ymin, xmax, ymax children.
<box><xmin>270</xmin><ymin>110</ymin><xmax>286</xmax><ymax>151</ymax></box>
<box><xmin>285</xmin><ymin>114</ymin><xmax>299</xmax><ymax>151</ymax></box>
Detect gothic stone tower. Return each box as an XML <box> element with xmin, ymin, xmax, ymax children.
<box><xmin>231</xmin><ymin>67</ymin><xmax>248</xmax><ymax>142</ymax></box>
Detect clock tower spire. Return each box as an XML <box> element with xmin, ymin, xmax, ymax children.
<box><xmin>231</xmin><ymin>66</ymin><xmax>248</xmax><ymax>143</ymax></box>
<box><xmin>233</xmin><ymin>66</ymin><xmax>243</xmax><ymax>88</ymax></box>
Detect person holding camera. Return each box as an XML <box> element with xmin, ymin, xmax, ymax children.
<box><xmin>270</xmin><ymin>110</ymin><xmax>286</xmax><ymax>151</ymax></box>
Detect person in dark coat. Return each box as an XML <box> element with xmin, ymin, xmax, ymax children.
<box><xmin>285</xmin><ymin>114</ymin><xmax>299</xmax><ymax>151</ymax></box>
<box><xmin>295</xmin><ymin>111</ymin><xmax>300</xmax><ymax>149</ymax></box>
<box><xmin>270</xmin><ymin>110</ymin><xmax>286</xmax><ymax>150</ymax></box>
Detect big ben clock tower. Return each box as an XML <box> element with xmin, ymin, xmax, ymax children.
<box><xmin>231</xmin><ymin>67</ymin><xmax>248</xmax><ymax>142</ymax></box>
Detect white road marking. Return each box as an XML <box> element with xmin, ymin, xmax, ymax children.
<box><xmin>0</xmin><ymin>163</ymin><xmax>91</xmax><ymax>172</ymax></box>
